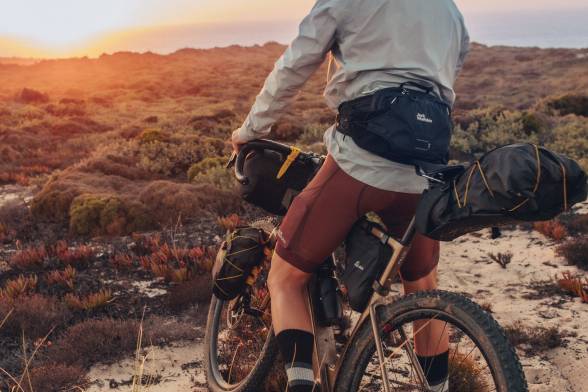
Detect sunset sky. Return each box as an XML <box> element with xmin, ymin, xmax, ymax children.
<box><xmin>0</xmin><ymin>0</ymin><xmax>587</xmax><ymax>58</ymax></box>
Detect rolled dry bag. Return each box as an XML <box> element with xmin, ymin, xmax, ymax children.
<box><xmin>239</xmin><ymin>147</ymin><xmax>323</xmax><ymax>215</ymax></box>
<box><xmin>212</xmin><ymin>227</ymin><xmax>267</xmax><ymax>300</ymax></box>
<box><xmin>416</xmin><ymin>144</ymin><xmax>588</xmax><ymax>241</ymax></box>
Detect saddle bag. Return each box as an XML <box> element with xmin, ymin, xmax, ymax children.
<box><xmin>342</xmin><ymin>217</ymin><xmax>392</xmax><ymax>312</ymax></box>
<box><xmin>239</xmin><ymin>147</ymin><xmax>322</xmax><ymax>215</ymax></box>
<box><xmin>212</xmin><ymin>227</ymin><xmax>267</xmax><ymax>300</ymax></box>
<box><xmin>416</xmin><ymin>144</ymin><xmax>588</xmax><ymax>241</ymax></box>
<box><xmin>337</xmin><ymin>84</ymin><xmax>453</xmax><ymax>166</ymax></box>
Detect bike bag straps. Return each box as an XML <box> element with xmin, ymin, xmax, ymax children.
<box><xmin>336</xmin><ymin>86</ymin><xmax>453</xmax><ymax>166</ymax></box>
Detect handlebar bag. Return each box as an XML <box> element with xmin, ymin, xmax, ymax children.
<box><xmin>416</xmin><ymin>144</ymin><xmax>588</xmax><ymax>241</ymax></box>
<box><xmin>212</xmin><ymin>226</ymin><xmax>267</xmax><ymax>300</ymax></box>
<box><xmin>342</xmin><ymin>217</ymin><xmax>392</xmax><ymax>312</ymax></box>
<box><xmin>239</xmin><ymin>148</ymin><xmax>322</xmax><ymax>215</ymax></box>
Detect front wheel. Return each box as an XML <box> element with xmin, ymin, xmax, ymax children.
<box><xmin>336</xmin><ymin>290</ymin><xmax>528</xmax><ymax>392</ymax></box>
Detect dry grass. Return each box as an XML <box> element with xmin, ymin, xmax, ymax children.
<box><xmin>533</xmin><ymin>220</ymin><xmax>569</xmax><ymax>241</ymax></box>
<box><xmin>488</xmin><ymin>252</ymin><xmax>513</xmax><ymax>269</ymax></box>
<box><xmin>448</xmin><ymin>350</ymin><xmax>487</xmax><ymax>392</ymax></box>
<box><xmin>556</xmin><ymin>271</ymin><xmax>588</xmax><ymax>303</ymax></box>
<box><xmin>504</xmin><ymin>321</ymin><xmax>564</xmax><ymax>355</ymax></box>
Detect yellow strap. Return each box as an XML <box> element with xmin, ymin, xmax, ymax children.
<box><xmin>476</xmin><ymin>161</ymin><xmax>495</xmax><ymax>198</ymax></box>
<box><xmin>453</xmin><ymin>180</ymin><xmax>463</xmax><ymax>208</ymax></box>
<box><xmin>462</xmin><ymin>165</ymin><xmax>477</xmax><ymax>206</ymax></box>
<box><xmin>533</xmin><ymin>144</ymin><xmax>541</xmax><ymax>193</ymax></box>
<box><xmin>559</xmin><ymin>162</ymin><xmax>569</xmax><ymax>211</ymax></box>
<box><xmin>509</xmin><ymin>198</ymin><xmax>530</xmax><ymax>212</ymax></box>
<box><xmin>276</xmin><ymin>147</ymin><xmax>301</xmax><ymax>179</ymax></box>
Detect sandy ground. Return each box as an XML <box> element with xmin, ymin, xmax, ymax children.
<box><xmin>85</xmin><ymin>340</ymin><xmax>207</xmax><ymax>392</ymax></box>
<box><xmin>440</xmin><ymin>225</ymin><xmax>588</xmax><ymax>392</ymax></box>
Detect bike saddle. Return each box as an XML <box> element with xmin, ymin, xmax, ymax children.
<box><xmin>416</xmin><ymin>163</ymin><xmax>465</xmax><ymax>183</ymax></box>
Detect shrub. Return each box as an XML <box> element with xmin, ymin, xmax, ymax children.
<box><xmin>68</xmin><ymin>194</ymin><xmax>152</xmax><ymax>236</ymax></box>
<box><xmin>23</xmin><ymin>364</ymin><xmax>86</xmax><ymax>392</ymax></box>
<box><xmin>547</xmin><ymin>94</ymin><xmax>588</xmax><ymax>117</ymax></box>
<box><xmin>547</xmin><ymin>116</ymin><xmax>588</xmax><ymax>171</ymax></box>
<box><xmin>187</xmin><ymin>156</ymin><xmax>226</xmax><ymax>181</ymax></box>
<box><xmin>533</xmin><ymin>220</ymin><xmax>568</xmax><ymax>241</ymax></box>
<box><xmin>9</xmin><ymin>246</ymin><xmax>48</xmax><ymax>270</ymax></box>
<box><xmin>556</xmin><ymin>271</ymin><xmax>588</xmax><ymax>303</ymax></box>
<box><xmin>46</xmin><ymin>266</ymin><xmax>76</xmax><ymax>290</ymax></box>
<box><xmin>448</xmin><ymin>350</ymin><xmax>486</xmax><ymax>392</ymax></box>
<box><xmin>45</xmin><ymin>318</ymin><xmax>140</xmax><ymax>368</ymax></box>
<box><xmin>488</xmin><ymin>251</ymin><xmax>512</xmax><ymax>269</ymax></box>
<box><xmin>0</xmin><ymin>294</ymin><xmax>71</xmax><ymax>339</ymax></box>
<box><xmin>562</xmin><ymin>213</ymin><xmax>588</xmax><ymax>235</ymax></box>
<box><xmin>557</xmin><ymin>237</ymin><xmax>588</xmax><ymax>270</ymax></box>
<box><xmin>504</xmin><ymin>321</ymin><xmax>564</xmax><ymax>355</ymax></box>
<box><xmin>64</xmin><ymin>289</ymin><xmax>113</xmax><ymax>311</ymax></box>
<box><xmin>137</xmin><ymin>128</ymin><xmax>168</xmax><ymax>144</ymax></box>
<box><xmin>1</xmin><ymin>275</ymin><xmax>38</xmax><ymax>299</ymax></box>
<box><xmin>16</xmin><ymin>88</ymin><xmax>49</xmax><ymax>104</ymax></box>
<box><xmin>167</xmin><ymin>275</ymin><xmax>212</xmax><ymax>311</ymax></box>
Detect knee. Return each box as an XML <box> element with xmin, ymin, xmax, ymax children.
<box><xmin>402</xmin><ymin>267</ymin><xmax>438</xmax><ymax>293</ymax></box>
<box><xmin>268</xmin><ymin>253</ymin><xmax>311</xmax><ymax>296</ymax></box>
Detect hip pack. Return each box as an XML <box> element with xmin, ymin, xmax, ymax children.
<box><xmin>337</xmin><ymin>84</ymin><xmax>452</xmax><ymax>166</ymax></box>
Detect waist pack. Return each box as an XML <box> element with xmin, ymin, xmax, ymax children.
<box><xmin>416</xmin><ymin>144</ymin><xmax>588</xmax><ymax>241</ymax></box>
<box><xmin>342</xmin><ymin>217</ymin><xmax>392</xmax><ymax>312</ymax></box>
<box><xmin>337</xmin><ymin>84</ymin><xmax>452</xmax><ymax>166</ymax></box>
<box><xmin>212</xmin><ymin>227</ymin><xmax>267</xmax><ymax>300</ymax></box>
<box><xmin>239</xmin><ymin>147</ymin><xmax>323</xmax><ymax>215</ymax></box>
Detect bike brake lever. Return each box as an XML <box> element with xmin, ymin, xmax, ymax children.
<box><xmin>226</xmin><ymin>152</ymin><xmax>237</xmax><ymax>169</ymax></box>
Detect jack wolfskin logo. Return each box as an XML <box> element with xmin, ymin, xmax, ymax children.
<box><xmin>416</xmin><ymin>113</ymin><xmax>433</xmax><ymax>124</ymax></box>
<box><xmin>354</xmin><ymin>260</ymin><xmax>364</xmax><ymax>271</ymax></box>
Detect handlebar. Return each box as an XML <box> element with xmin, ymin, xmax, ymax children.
<box><xmin>226</xmin><ymin>139</ymin><xmax>303</xmax><ymax>185</ymax></box>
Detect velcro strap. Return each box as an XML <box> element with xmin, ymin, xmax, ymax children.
<box><xmin>276</xmin><ymin>147</ymin><xmax>301</xmax><ymax>179</ymax></box>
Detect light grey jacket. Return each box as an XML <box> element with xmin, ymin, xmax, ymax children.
<box><xmin>234</xmin><ymin>0</ymin><xmax>470</xmax><ymax>193</ymax></box>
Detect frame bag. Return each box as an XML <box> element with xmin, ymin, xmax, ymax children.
<box><xmin>342</xmin><ymin>218</ymin><xmax>392</xmax><ymax>312</ymax></box>
<box><xmin>416</xmin><ymin>144</ymin><xmax>588</xmax><ymax>241</ymax></box>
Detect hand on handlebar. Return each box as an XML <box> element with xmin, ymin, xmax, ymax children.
<box><xmin>231</xmin><ymin>129</ymin><xmax>247</xmax><ymax>154</ymax></box>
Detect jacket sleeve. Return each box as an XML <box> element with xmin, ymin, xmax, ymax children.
<box><xmin>454</xmin><ymin>21</ymin><xmax>470</xmax><ymax>78</ymax></box>
<box><xmin>234</xmin><ymin>0</ymin><xmax>339</xmax><ymax>142</ymax></box>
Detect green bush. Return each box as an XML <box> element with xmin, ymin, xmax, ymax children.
<box><xmin>547</xmin><ymin>116</ymin><xmax>588</xmax><ymax>171</ymax></box>
<box><xmin>188</xmin><ymin>156</ymin><xmax>235</xmax><ymax>190</ymax></box>
<box><xmin>69</xmin><ymin>194</ymin><xmax>152</xmax><ymax>236</ymax></box>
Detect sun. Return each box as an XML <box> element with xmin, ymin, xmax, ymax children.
<box><xmin>0</xmin><ymin>1</ymin><xmax>166</xmax><ymax>56</ymax></box>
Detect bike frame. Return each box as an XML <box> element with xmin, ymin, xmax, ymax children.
<box><xmin>310</xmin><ymin>217</ymin><xmax>429</xmax><ymax>392</ymax></box>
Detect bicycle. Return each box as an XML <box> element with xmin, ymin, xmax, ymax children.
<box><xmin>205</xmin><ymin>139</ymin><xmax>528</xmax><ymax>392</ymax></box>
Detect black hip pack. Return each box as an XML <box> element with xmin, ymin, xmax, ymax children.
<box><xmin>336</xmin><ymin>83</ymin><xmax>452</xmax><ymax>166</ymax></box>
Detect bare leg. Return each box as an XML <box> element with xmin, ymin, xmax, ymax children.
<box><xmin>402</xmin><ymin>267</ymin><xmax>449</xmax><ymax>356</ymax></box>
<box><xmin>268</xmin><ymin>252</ymin><xmax>313</xmax><ymax>334</ymax></box>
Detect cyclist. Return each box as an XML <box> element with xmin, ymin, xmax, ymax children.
<box><xmin>231</xmin><ymin>1</ymin><xmax>469</xmax><ymax>391</ymax></box>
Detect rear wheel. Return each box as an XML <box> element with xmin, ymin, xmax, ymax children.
<box><xmin>336</xmin><ymin>291</ymin><xmax>527</xmax><ymax>392</ymax></box>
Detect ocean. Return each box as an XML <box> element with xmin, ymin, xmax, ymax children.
<box><xmin>465</xmin><ymin>8</ymin><xmax>588</xmax><ymax>48</ymax></box>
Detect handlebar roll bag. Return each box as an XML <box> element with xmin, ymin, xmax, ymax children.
<box><xmin>416</xmin><ymin>144</ymin><xmax>587</xmax><ymax>241</ymax></box>
<box><xmin>212</xmin><ymin>227</ymin><xmax>267</xmax><ymax>300</ymax></box>
<box><xmin>239</xmin><ymin>148</ymin><xmax>322</xmax><ymax>215</ymax></box>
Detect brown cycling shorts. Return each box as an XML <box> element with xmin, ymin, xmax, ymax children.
<box><xmin>274</xmin><ymin>155</ymin><xmax>439</xmax><ymax>282</ymax></box>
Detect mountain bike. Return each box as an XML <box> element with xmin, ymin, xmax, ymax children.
<box><xmin>204</xmin><ymin>140</ymin><xmax>528</xmax><ymax>392</ymax></box>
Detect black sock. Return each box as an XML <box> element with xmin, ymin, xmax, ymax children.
<box><xmin>417</xmin><ymin>351</ymin><xmax>449</xmax><ymax>388</ymax></box>
<box><xmin>276</xmin><ymin>329</ymin><xmax>315</xmax><ymax>392</ymax></box>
